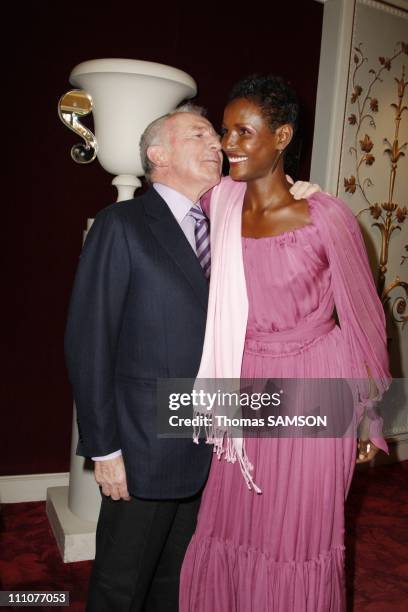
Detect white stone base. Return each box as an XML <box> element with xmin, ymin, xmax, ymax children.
<box><xmin>46</xmin><ymin>486</ymin><xmax>97</xmax><ymax>563</ymax></box>
<box><xmin>0</xmin><ymin>472</ymin><xmax>69</xmax><ymax>503</ymax></box>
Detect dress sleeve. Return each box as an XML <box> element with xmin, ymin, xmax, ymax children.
<box><xmin>309</xmin><ymin>193</ymin><xmax>391</xmax><ymax>452</ymax></box>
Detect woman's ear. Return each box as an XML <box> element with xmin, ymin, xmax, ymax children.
<box><xmin>276</xmin><ymin>124</ymin><xmax>294</xmax><ymax>151</ymax></box>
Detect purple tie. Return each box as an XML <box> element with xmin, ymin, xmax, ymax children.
<box><xmin>188</xmin><ymin>205</ymin><xmax>211</xmax><ymax>279</ymax></box>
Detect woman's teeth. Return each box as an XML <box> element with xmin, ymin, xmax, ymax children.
<box><xmin>228</xmin><ymin>156</ymin><xmax>248</xmax><ymax>163</ymax></box>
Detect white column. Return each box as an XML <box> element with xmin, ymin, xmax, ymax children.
<box><xmin>310</xmin><ymin>0</ymin><xmax>356</xmax><ymax>191</ymax></box>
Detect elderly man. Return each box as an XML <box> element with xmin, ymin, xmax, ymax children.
<box><xmin>65</xmin><ymin>104</ymin><xmax>221</xmax><ymax>611</ymax></box>
<box><xmin>65</xmin><ymin>104</ymin><xmax>314</xmax><ymax>611</ymax></box>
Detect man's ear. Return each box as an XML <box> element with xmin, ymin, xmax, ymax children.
<box><xmin>147</xmin><ymin>144</ymin><xmax>168</xmax><ymax>168</ymax></box>
<box><xmin>276</xmin><ymin>124</ymin><xmax>293</xmax><ymax>150</ymax></box>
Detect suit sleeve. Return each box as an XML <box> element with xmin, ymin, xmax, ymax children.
<box><xmin>64</xmin><ymin>207</ymin><xmax>131</xmax><ymax>457</ymax></box>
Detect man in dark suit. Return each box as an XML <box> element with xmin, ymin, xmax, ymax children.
<box><xmin>65</xmin><ymin>104</ymin><xmax>222</xmax><ymax>611</ymax></box>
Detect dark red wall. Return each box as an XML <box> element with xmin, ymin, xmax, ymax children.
<box><xmin>4</xmin><ymin>1</ymin><xmax>323</xmax><ymax>475</ymax></box>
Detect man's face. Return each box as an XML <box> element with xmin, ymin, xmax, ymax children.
<box><xmin>161</xmin><ymin>113</ymin><xmax>223</xmax><ymax>199</ymax></box>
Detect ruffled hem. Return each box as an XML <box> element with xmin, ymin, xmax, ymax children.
<box><xmin>180</xmin><ymin>535</ymin><xmax>346</xmax><ymax>612</ymax></box>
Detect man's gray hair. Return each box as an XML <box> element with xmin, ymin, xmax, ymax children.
<box><xmin>139</xmin><ymin>103</ymin><xmax>207</xmax><ymax>181</ymax></box>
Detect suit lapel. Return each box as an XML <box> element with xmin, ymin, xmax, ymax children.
<box><xmin>143</xmin><ymin>187</ymin><xmax>209</xmax><ymax>310</ymax></box>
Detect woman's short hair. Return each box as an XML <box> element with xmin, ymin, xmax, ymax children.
<box><xmin>228</xmin><ymin>74</ymin><xmax>299</xmax><ymax>134</ymax></box>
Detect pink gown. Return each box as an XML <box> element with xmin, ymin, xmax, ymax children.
<box><xmin>180</xmin><ymin>210</ymin><xmax>380</xmax><ymax>610</ymax></box>
<box><xmin>180</xmin><ymin>179</ymin><xmax>389</xmax><ymax>612</ymax></box>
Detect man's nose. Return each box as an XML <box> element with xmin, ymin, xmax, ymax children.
<box><xmin>209</xmin><ymin>136</ymin><xmax>221</xmax><ymax>150</ymax></box>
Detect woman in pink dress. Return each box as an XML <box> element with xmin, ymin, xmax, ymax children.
<box><xmin>179</xmin><ymin>76</ymin><xmax>390</xmax><ymax>611</ymax></box>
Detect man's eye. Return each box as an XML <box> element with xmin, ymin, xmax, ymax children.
<box><xmin>219</xmin><ymin>128</ymin><xmax>227</xmax><ymax>137</ymax></box>
<box><xmin>239</xmin><ymin>127</ymin><xmax>250</xmax><ymax>135</ymax></box>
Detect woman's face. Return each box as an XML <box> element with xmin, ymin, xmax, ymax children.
<box><xmin>221</xmin><ymin>97</ymin><xmax>286</xmax><ymax>182</ymax></box>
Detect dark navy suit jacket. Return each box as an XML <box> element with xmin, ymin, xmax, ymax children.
<box><xmin>64</xmin><ymin>187</ymin><xmax>212</xmax><ymax>499</ymax></box>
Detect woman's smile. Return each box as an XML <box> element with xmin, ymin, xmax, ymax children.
<box><xmin>227</xmin><ymin>155</ymin><xmax>249</xmax><ymax>164</ymax></box>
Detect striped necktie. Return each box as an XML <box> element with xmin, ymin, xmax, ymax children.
<box><xmin>188</xmin><ymin>205</ymin><xmax>211</xmax><ymax>279</ymax></box>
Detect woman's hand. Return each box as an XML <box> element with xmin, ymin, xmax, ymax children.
<box><xmin>356</xmin><ymin>439</ymin><xmax>380</xmax><ymax>463</ymax></box>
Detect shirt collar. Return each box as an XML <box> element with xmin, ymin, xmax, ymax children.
<box><xmin>153</xmin><ymin>183</ymin><xmax>201</xmax><ymax>223</ymax></box>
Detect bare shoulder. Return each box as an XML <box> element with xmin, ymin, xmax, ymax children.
<box><xmin>291</xmin><ymin>197</ymin><xmax>312</xmax><ymax>223</ymax></box>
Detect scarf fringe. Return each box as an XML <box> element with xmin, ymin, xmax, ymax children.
<box><xmin>193</xmin><ymin>417</ymin><xmax>262</xmax><ymax>494</ymax></box>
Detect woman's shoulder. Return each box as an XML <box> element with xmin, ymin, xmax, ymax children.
<box><xmin>308</xmin><ymin>191</ymin><xmax>352</xmax><ymax>213</ymax></box>
<box><xmin>308</xmin><ymin>191</ymin><xmax>359</xmax><ymax>231</ymax></box>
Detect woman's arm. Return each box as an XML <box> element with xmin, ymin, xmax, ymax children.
<box><xmin>309</xmin><ymin>193</ymin><xmax>391</xmax><ymax>456</ymax></box>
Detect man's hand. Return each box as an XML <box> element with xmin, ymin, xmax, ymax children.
<box><xmin>356</xmin><ymin>439</ymin><xmax>380</xmax><ymax>463</ymax></box>
<box><xmin>94</xmin><ymin>456</ymin><xmax>131</xmax><ymax>501</ymax></box>
<box><xmin>286</xmin><ymin>176</ymin><xmax>321</xmax><ymax>200</ymax></box>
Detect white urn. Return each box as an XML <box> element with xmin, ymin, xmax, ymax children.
<box><xmin>59</xmin><ymin>58</ymin><xmax>197</xmax><ymax>200</ymax></box>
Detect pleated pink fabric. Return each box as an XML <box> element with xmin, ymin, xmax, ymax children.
<box><xmin>180</xmin><ymin>180</ymin><xmax>390</xmax><ymax>611</ymax></box>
